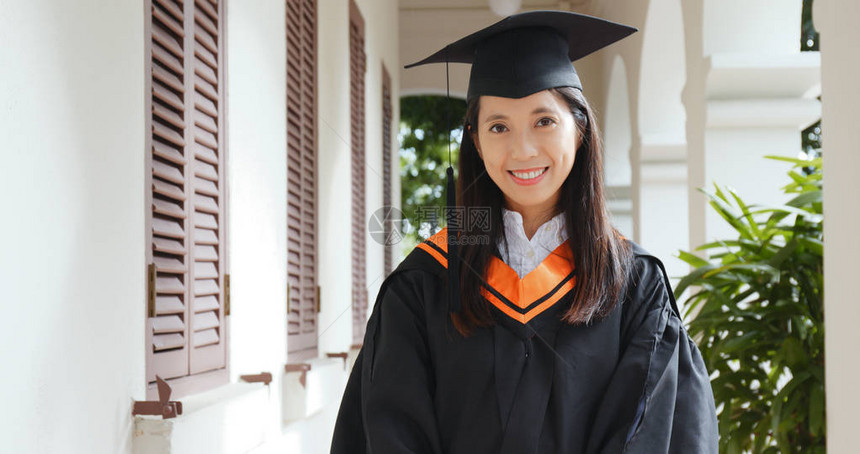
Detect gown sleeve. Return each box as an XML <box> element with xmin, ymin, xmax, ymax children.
<box><xmin>330</xmin><ymin>270</ymin><xmax>444</xmax><ymax>454</ymax></box>
<box><xmin>585</xmin><ymin>256</ymin><xmax>719</xmax><ymax>454</ymax></box>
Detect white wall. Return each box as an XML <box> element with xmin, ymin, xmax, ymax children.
<box><xmin>0</xmin><ymin>1</ymin><xmax>145</xmax><ymax>452</ymax></box>
<box><xmin>226</xmin><ymin>0</ymin><xmax>289</xmax><ymax>443</ymax></box>
<box><xmin>815</xmin><ymin>0</ymin><xmax>860</xmax><ymax>450</ymax></box>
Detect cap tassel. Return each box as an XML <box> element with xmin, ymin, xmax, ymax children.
<box><xmin>446</xmin><ymin>166</ymin><xmax>461</xmax><ymax>314</ymax></box>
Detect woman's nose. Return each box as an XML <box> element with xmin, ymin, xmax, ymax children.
<box><xmin>510</xmin><ymin>130</ymin><xmax>539</xmax><ymax>160</ymax></box>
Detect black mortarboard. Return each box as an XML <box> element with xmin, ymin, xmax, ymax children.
<box><xmin>403</xmin><ymin>10</ymin><xmax>637</xmax><ymax>315</ymax></box>
<box><xmin>405</xmin><ymin>10</ymin><xmax>637</xmax><ymax>100</ymax></box>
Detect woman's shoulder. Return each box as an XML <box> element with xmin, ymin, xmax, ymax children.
<box><xmin>619</xmin><ymin>239</ymin><xmax>683</xmax><ymax>332</ymax></box>
<box><xmin>372</xmin><ymin>234</ymin><xmax>451</xmax><ymax>313</ymax></box>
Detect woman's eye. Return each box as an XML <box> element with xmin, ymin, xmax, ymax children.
<box><xmin>489</xmin><ymin>124</ymin><xmax>508</xmax><ymax>133</ymax></box>
<box><xmin>537</xmin><ymin>117</ymin><xmax>556</xmax><ymax>127</ymax></box>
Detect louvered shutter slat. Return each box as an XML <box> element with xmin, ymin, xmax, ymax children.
<box><xmin>152</xmin><ymin>217</ymin><xmax>185</xmax><ymax>239</ymax></box>
<box><xmin>194</xmin><ymin>278</ymin><xmax>219</xmax><ymax>296</ymax></box>
<box><xmin>152</xmin><ymin>197</ymin><xmax>185</xmax><ymax>219</ymax></box>
<box><xmin>153</xmin><ymin>236</ymin><xmax>185</xmax><ymax>255</ymax></box>
<box><xmin>194</xmin><ymin>177</ymin><xmax>218</xmax><ymax>197</ymax></box>
<box><xmin>194</xmin><ymin>77</ymin><xmax>219</xmax><ymax>108</ymax></box>
<box><xmin>195</xmin><ymin>126</ymin><xmax>218</xmax><ymax>149</ymax></box>
<box><xmin>194</xmin><ymin>311</ymin><xmax>220</xmax><ymax>330</ymax></box>
<box><xmin>194</xmin><ymin>91</ymin><xmax>218</xmax><ymax>120</ymax></box>
<box><xmin>195</xmin><ymin>295</ymin><xmax>219</xmax><ymax>312</ymax></box>
<box><xmin>153</xmin><ymin>314</ymin><xmax>185</xmax><ymax>334</ymax></box>
<box><xmin>154</xmin><ymin>256</ymin><xmax>186</xmax><ymax>274</ymax></box>
<box><xmin>152</xmin><ymin>22</ymin><xmax>183</xmax><ymax>59</ymax></box>
<box><xmin>153</xmin><ymin>332</ymin><xmax>186</xmax><ymax>351</ymax></box>
<box><xmin>194</xmin><ymin>227</ymin><xmax>218</xmax><ymax>245</ymax></box>
<box><xmin>194</xmin><ymin>212</ymin><xmax>218</xmax><ymax>231</ymax></box>
<box><xmin>194</xmin><ymin>142</ymin><xmax>218</xmax><ymax>165</ymax></box>
<box><xmin>195</xmin><ymin>61</ymin><xmax>218</xmax><ymax>87</ymax></box>
<box><xmin>154</xmin><ymin>0</ymin><xmax>184</xmax><ymax>23</ymax></box>
<box><xmin>153</xmin><ymin>80</ymin><xmax>185</xmax><ymax>111</ymax></box>
<box><xmin>152</xmin><ymin>4</ymin><xmax>184</xmax><ymax>37</ymax></box>
<box><xmin>194</xmin><ymin>7</ymin><xmax>218</xmax><ymax>37</ymax></box>
<box><xmin>193</xmin><ymin>328</ymin><xmax>219</xmax><ymax>348</ymax></box>
<box><xmin>156</xmin><ymin>276</ymin><xmax>185</xmax><ymax>294</ymax></box>
<box><xmin>152</xmin><ymin>160</ymin><xmax>184</xmax><ymax>185</ymax></box>
<box><xmin>194</xmin><ymin>245</ymin><xmax>218</xmax><ymax>263</ymax></box>
<box><xmin>195</xmin><ymin>0</ymin><xmax>218</xmax><ymax>21</ymax></box>
<box><xmin>153</xmin><ymin>122</ymin><xmax>185</xmax><ymax>148</ymax></box>
<box><xmin>152</xmin><ymin>178</ymin><xmax>186</xmax><ymax>201</ymax></box>
<box><xmin>152</xmin><ymin>42</ymin><xmax>184</xmax><ymax>76</ymax></box>
<box><xmin>153</xmin><ymin>64</ymin><xmax>184</xmax><ymax>94</ymax></box>
<box><xmin>194</xmin><ymin>26</ymin><xmax>218</xmax><ymax>55</ymax></box>
<box><xmin>194</xmin><ymin>193</ymin><xmax>219</xmax><ymax>214</ymax></box>
<box><xmin>195</xmin><ymin>160</ymin><xmax>218</xmax><ymax>181</ymax></box>
<box><xmin>156</xmin><ymin>295</ymin><xmax>184</xmax><ymax>314</ymax></box>
<box><xmin>196</xmin><ymin>261</ymin><xmax>218</xmax><ymax>279</ymax></box>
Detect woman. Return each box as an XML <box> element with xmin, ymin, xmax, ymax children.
<box><xmin>332</xmin><ymin>11</ymin><xmax>718</xmax><ymax>454</ymax></box>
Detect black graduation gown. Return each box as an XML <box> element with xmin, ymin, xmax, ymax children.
<box><xmin>331</xmin><ymin>228</ymin><xmax>718</xmax><ymax>453</ymax></box>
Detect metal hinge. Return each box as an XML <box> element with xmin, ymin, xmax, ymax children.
<box><xmin>147</xmin><ymin>263</ymin><xmax>157</xmax><ymax>318</ymax></box>
<box><xmin>285</xmin><ymin>363</ymin><xmax>312</xmax><ymax>388</ymax></box>
<box><xmin>224</xmin><ymin>273</ymin><xmax>231</xmax><ymax>316</ymax></box>
<box><xmin>133</xmin><ymin>375</ymin><xmax>182</xmax><ymax>419</ymax></box>
<box><xmin>316</xmin><ymin>285</ymin><xmax>321</xmax><ymax>313</ymax></box>
<box><xmin>286</xmin><ymin>282</ymin><xmax>291</xmax><ymax>313</ymax></box>
<box><xmin>239</xmin><ymin>371</ymin><xmax>272</xmax><ymax>385</ymax></box>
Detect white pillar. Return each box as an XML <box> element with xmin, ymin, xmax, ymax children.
<box><xmin>685</xmin><ymin>0</ymin><xmax>820</xmax><ymax>251</ymax></box>
<box><xmin>636</xmin><ymin>0</ymin><xmax>689</xmax><ymax>286</ymax></box>
<box><xmin>814</xmin><ymin>0</ymin><xmax>860</xmax><ymax>451</ymax></box>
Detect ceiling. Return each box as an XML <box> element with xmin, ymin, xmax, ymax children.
<box><xmin>399</xmin><ymin>0</ymin><xmax>592</xmax><ymax>13</ymax></box>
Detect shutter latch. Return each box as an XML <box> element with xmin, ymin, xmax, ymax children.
<box><xmin>133</xmin><ymin>375</ymin><xmax>183</xmax><ymax>419</ymax></box>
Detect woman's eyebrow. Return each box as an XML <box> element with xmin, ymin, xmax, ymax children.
<box><xmin>482</xmin><ymin>107</ymin><xmax>558</xmax><ymax>123</ymax></box>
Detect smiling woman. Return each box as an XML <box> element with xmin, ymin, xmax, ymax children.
<box><xmin>471</xmin><ymin>90</ymin><xmax>581</xmax><ymax>238</ymax></box>
<box><xmin>331</xmin><ymin>10</ymin><xmax>719</xmax><ymax>454</ymax></box>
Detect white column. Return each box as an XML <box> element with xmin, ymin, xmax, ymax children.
<box><xmin>686</xmin><ymin>0</ymin><xmax>820</xmax><ymax>251</ymax></box>
<box><xmin>636</xmin><ymin>0</ymin><xmax>689</xmax><ymax>286</ymax></box>
<box><xmin>814</xmin><ymin>0</ymin><xmax>860</xmax><ymax>451</ymax></box>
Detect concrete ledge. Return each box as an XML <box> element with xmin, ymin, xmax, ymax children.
<box><xmin>283</xmin><ymin>357</ymin><xmax>346</xmax><ymax>423</ymax></box>
<box><xmin>707</xmin><ymin>98</ymin><xmax>821</xmax><ymax>129</ymax></box>
<box><xmin>133</xmin><ymin>382</ymin><xmax>269</xmax><ymax>454</ymax></box>
<box><xmin>706</xmin><ymin>51</ymin><xmax>821</xmax><ymax>99</ymax></box>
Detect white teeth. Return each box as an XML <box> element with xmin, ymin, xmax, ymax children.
<box><xmin>511</xmin><ymin>167</ymin><xmax>547</xmax><ymax>180</ymax></box>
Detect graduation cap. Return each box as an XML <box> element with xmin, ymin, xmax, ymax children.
<box><xmin>403</xmin><ymin>10</ymin><xmax>637</xmax><ymax>314</ymax></box>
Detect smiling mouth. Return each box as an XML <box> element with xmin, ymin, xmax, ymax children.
<box><xmin>508</xmin><ymin>167</ymin><xmax>549</xmax><ymax>180</ymax></box>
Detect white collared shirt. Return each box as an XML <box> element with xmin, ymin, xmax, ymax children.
<box><xmin>497</xmin><ymin>208</ymin><xmax>568</xmax><ymax>279</ymax></box>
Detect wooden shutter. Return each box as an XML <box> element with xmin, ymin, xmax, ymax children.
<box><xmin>382</xmin><ymin>65</ymin><xmax>393</xmax><ymax>277</ymax></box>
<box><xmin>145</xmin><ymin>0</ymin><xmax>228</xmax><ymax>389</ymax></box>
<box><xmin>286</xmin><ymin>0</ymin><xmax>319</xmax><ymax>361</ymax></box>
<box><xmin>350</xmin><ymin>0</ymin><xmax>368</xmax><ymax>345</ymax></box>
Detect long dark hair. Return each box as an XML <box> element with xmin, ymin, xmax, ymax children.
<box><xmin>453</xmin><ymin>86</ymin><xmax>633</xmax><ymax>335</ymax></box>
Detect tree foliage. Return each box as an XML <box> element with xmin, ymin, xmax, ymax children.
<box><xmin>399</xmin><ymin>95</ymin><xmax>466</xmax><ymax>250</ymax></box>
<box><xmin>676</xmin><ymin>156</ymin><xmax>825</xmax><ymax>453</ymax></box>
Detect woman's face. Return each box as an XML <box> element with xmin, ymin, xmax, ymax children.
<box><xmin>471</xmin><ymin>90</ymin><xmax>580</xmax><ymax>216</ymax></box>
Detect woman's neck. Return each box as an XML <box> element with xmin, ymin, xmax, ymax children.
<box><xmin>505</xmin><ymin>203</ymin><xmax>559</xmax><ymax>241</ymax></box>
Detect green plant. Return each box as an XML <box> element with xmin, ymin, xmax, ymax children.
<box><xmin>675</xmin><ymin>155</ymin><xmax>825</xmax><ymax>453</ymax></box>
